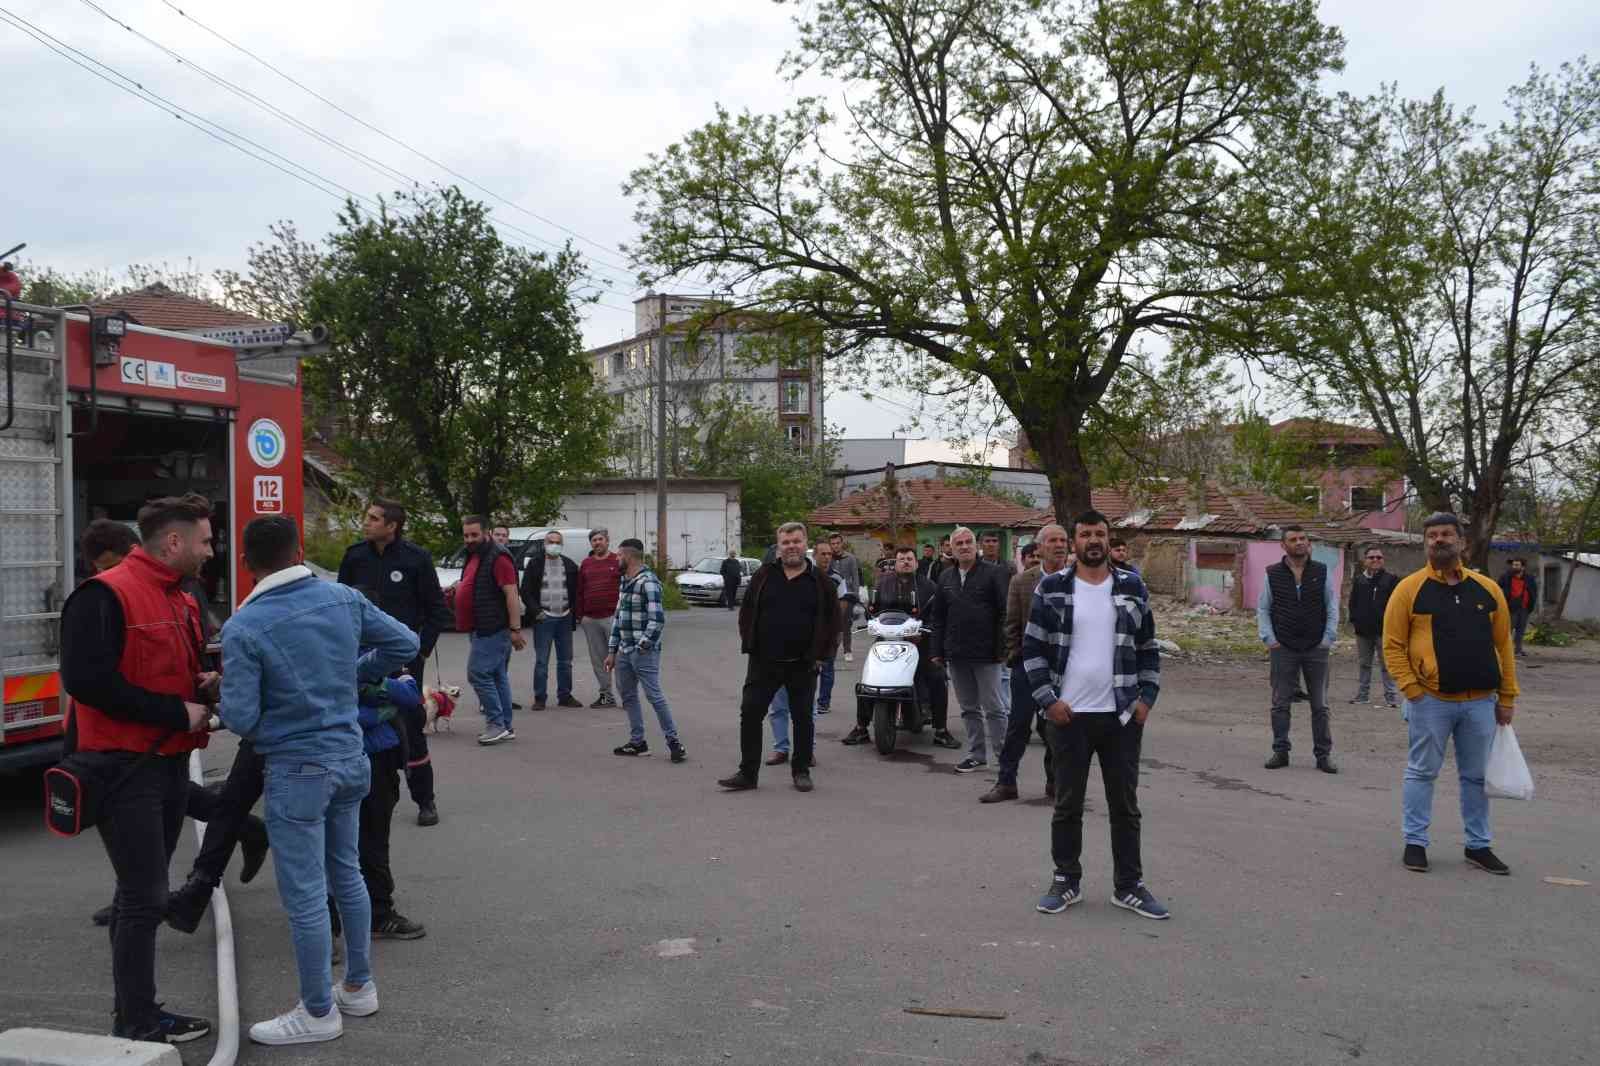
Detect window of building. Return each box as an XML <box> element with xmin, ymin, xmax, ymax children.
<box><xmin>781</xmin><ymin>379</ymin><xmax>809</xmax><ymax>414</ymax></box>
<box><xmin>610</xmin><ymin>351</ymin><xmax>625</xmax><ymax>377</ymax></box>
<box><xmin>785</xmin><ymin>423</ymin><xmax>807</xmax><ymax>446</ymax></box>
<box><xmin>1349</xmin><ymin>486</ymin><xmax>1384</xmax><ymax>512</ymax></box>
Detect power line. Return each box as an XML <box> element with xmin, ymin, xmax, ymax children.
<box><xmin>70</xmin><ymin>0</ymin><xmax>640</xmax><ymax>289</ymax></box>
<box><xmin>157</xmin><ymin>0</ymin><xmax>641</xmax><ymax>277</ymax></box>
<box><xmin>0</xmin><ymin>8</ymin><xmax>630</xmax><ymax>307</ymax></box>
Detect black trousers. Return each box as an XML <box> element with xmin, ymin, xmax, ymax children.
<box><xmin>402</xmin><ymin>653</ymin><xmax>435</xmax><ymax>808</ymax></box>
<box><xmin>740</xmin><ymin>658</ymin><xmax>818</xmax><ymax>777</ymax></box>
<box><xmin>1047</xmin><ymin>715</ymin><xmax>1145</xmax><ymax>893</ymax></box>
<box><xmin>855</xmin><ymin>653</ymin><xmax>949</xmax><ymax>731</ymax></box>
<box><xmin>190</xmin><ymin>741</ymin><xmax>265</xmax><ymax>888</ymax></box>
<box><xmin>97</xmin><ymin>753</ymin><xmax>189</xmax><ymax>1031</ymax></box>
<box><xmin>721</xmin><ymin>582</ymin><xmax>738</xmax><ymax>609</ymax></box>
<box><xmin>361</xmin><ymin>746</ymin><xmax>403</xmax><ymax>918</ymax></box>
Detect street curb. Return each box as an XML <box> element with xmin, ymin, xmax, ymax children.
<box><xmin>0</xmin><ymin>1028</ymin><xmax>179</xmax><ymax>1066</ymax></box>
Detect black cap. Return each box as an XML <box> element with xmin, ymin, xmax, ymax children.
<box><xmin>619</xmin><ymin>537</ymin><xmax>645</xmax><ymax>551</ymax></box>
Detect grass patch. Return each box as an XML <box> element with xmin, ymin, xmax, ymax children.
<box><xmin>661</xmin><ymin>579</ymin><xmax>690</xmax><ymax>612</ymax></box>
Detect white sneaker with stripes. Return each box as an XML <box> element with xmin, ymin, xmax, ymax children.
<box><xmin>335</xmin><ymin>979</ymin><xmax>380</xmax><ymax>1017</ymax></box>
<box><xmin>249</xmin><ymin>1001</ymin><xmax>344</xmax><ymax>1045</ymax></box>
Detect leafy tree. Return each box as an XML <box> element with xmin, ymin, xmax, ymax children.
<box><xmin>216</xmin><ymin>221</ymin><xmax>323</xmax><ymax>326</ymax></box>
<box><xmin>306</xmin><ymin>186</ymin><xmax>614</xmax><ymax>544</ymax></box>
<box><xmin>682</xmin><ymin>398</ymin><xmax>837</xmax><ymax>550</ymax></box>
<box><xmin>1241</xmin><ymin>62</ymin><xmax>1600</xmax><ymax>565</ymax></box>
<box><xmin>624</xmin><ymin>0</ymin><xmax>1345</xmax><ymax>522</ymax></box>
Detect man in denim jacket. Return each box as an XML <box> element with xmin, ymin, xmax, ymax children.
<box><xmin>221</xmin><ymin>517</ymin><xmax>418</xmax><ymax>1047</ymax></box>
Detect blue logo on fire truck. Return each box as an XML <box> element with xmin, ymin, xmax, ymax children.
<box><xmin>247</xmin><ymin>418</ymin><xmax>286</xmax><ymax>469</ymax></box>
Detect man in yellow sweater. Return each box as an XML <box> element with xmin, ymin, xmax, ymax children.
<box><xmin>1383</xmin><ymin>513</ymin><xmax>1518</xmax><ymax>876</ymax></box>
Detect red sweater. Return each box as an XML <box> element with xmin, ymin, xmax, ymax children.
<box><xmin>577</xmin><ymin>553</ymin><xmax>623</xmax><ymax>619</ymax></box>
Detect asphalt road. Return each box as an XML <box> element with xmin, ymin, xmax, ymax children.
<box><xmin>3</xmin><ymin>606</ymin><xmax>1598</xmax><ymax>1065</ymax></box>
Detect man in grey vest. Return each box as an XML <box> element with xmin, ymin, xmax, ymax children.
<box><xmin>1256</xmin><ymin>525</ymin><xmax>1339</xmax><ymax>772</ymax></box>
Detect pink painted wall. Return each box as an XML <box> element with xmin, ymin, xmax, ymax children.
<box><xmin>1186</xmin><ymin>540</ymin><xmax>1236</xmax><ymax>608</ymax></box>
<box><xmin>1315</xmin><ymin>469</ymin><xmax>1407</xmax><ymax>531</ymax></box>
<box><xmin>1242</xmin><ymin>541</ymin><xmax>1345</xmax><ymax>617</ymax></box>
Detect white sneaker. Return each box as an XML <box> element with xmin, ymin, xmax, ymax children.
<box><xmin>249</xmin><ymin>1001</ymin><xmax>343</xmax><ymax>1045</ymax></box>
<box><xmin>334</xmin><ymin>979</ymin><xmax>379</xmax><ymax>1017</ymax></box>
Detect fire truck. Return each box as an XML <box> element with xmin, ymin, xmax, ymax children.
<box><xmin>0</xmin><ymin>292</ymin><xmax>323</xmax><ymax>772</ymax></box>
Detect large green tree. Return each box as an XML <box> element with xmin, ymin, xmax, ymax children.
<box><xmin>307</xmin><ymin>186</ymin><xmax>614</xmax><ymax>543</ymax></box>
<box><xmin>624</xmin><ymin>0</ymin><xmax>1344</xmax><ymax>520</ymax></box>
<box><xmin>687</xmin><ymin>399</ymin><xmax>838</xmax><ymax>550</ymax></box>
<box><xmin>1240</xmin><ymin>63</ymin><xmax>1600</xmax><ymax>565</ymax></box>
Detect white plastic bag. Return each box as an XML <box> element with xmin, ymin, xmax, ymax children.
<box><xmin>1485</xmin><ymin>725</ymin><xmax>1535</xmax><ymax>801</ymax></box>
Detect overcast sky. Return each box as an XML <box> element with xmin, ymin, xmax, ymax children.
<box><xmin>4</xmin><ymin>0</ymin><xmax>1594</xmax><ymax>441</ymax></box>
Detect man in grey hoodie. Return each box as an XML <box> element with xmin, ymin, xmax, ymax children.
<box><xmin>828</xmin><ymin>532</ymin><xmax>862</xmax><ymax>662</ymax></box>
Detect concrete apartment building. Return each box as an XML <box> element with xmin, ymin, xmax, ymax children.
<box><xmin>586</xmin><ymin>294</ymin><xmax>823</xmax><ymax>476</ymax></box>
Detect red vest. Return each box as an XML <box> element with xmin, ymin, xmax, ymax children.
<box><xmin>72</xmin><ymin>547</ymin><xmax>209</xmax><ymax>756</ymax></box>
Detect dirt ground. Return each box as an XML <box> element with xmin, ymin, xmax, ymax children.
<box><xmin>1157</xmin><ymin>617</ymin><xmax>1600</xmax><ymax>790</ymax></box>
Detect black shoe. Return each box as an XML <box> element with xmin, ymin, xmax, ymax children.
<box><xmin>1264</xmin><ymin>752</ymin><xmax>1289</xmax><ymax>769</ymax></box>
<box><xmin>165</xmin><ymin>877</ymin><xmax>214</xmax><ymax>935</ymax></box>
<box><xmin>92</xmin><ymin>903</ymin><xmax>113</xmax><ymax>927</ymax></box>
<box><xmin>373</xmin><ymin>912</ymin><xmax>428</xmax><ymax>939</ymax></box>
<box><xmin>792</xmin><ymin>771</ymin><xmax>814</xmax><ymax>792</ymax></box>
<box><xmin>160</xmin><ymin>1007</ymin><xmax>211</xmax><ymax>1044</ymax></box>
<box><xmin>1465</xmin><ymin>847</ymin><xmax>1510</xmax><ymax>875</ymax></box>
<box><xmin>416</xmin><ymin>803</ymin><xmax>440</xmax><ymax>827</ymax></box>
<box><xmin>841</xmin><ymin>727</ymin><xmax>871</xmax><ymax>745</ymax></box>
<box><xmin>668</xmin><ymin>740</ymin><xmax>687</xmax><ymax>763</ymax></box>
<box><xmin>591</xmin><ymin>693</ymin><xmax>617</xmax><ymax>708</ymax></box>
<box><xmin>931</xmin><ymin>729</ymin><xmax>961</xmax><ymax>750</ymax></box>
<box><xmin>1403</xmin><ymin>844</ymin><xmax>1429</xmax><ymax>872</ymax></box>
<box><xmin>240</xmin><ymin>815</ymin><xmax>269</xmax><ymax>882</ymax></box>
<box><xmin>1316</xmin><ymin>757</ymin><xmax>1339</xmax><ymax>774</ymax></box>
<box><xmin>531</xmin><ymin>700</ymin><xmax>546</xmax><ymax>711</ymax></box>
<box><xmin>954</xmin><ymin>757</ymin><xmax>986</xmax><ymax>773</ymax></box>
<box><xmin>718</xmin><ymin>771</ymin><xmax>757</xmax><ymax>790</ymax></box>
<box><xmin>614</xmin><ymin>740</ymin><xmax>650</xmax><ymax>756</ymax></box>
<box><xmin>512</xmin><ymin>701</ymin><xmax>525</xmax><ymax>710</ymax></box>
<box><xmin>765</xmin><ymin>751</ymin><xmax>790</xmax><ymax>766</ymax></box>
<box><xmin>558</xmin><ymin>695</ymin><xmax>583</xmax><ymax>708</ymax></box>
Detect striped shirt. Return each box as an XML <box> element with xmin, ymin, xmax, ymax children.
<box><xmin>1020</xmin><ymin>566</ymin><xmax>1161</xmax><ymax>717</ymax></box>
<box><xmin>608</xmin><ymin>567</ymin><xmax>666</xmax><ymax>653</ymax></box>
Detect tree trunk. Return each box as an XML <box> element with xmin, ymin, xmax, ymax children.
<box><xmin>1027</xmin><ymin>417</ymin><xmax>1093</xmax><ymax>523</ymax></box>
<box><xmin>1463</xmin><ymin>474</ymin><xmax>1506</xmax><ymax>571</ymax></box>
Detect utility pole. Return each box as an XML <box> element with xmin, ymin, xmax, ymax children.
<box><xmin>885</xmin><ymin>461</ymin><xmax>899</xmax><ymax>548</ymax></box>
<box><xmin>656</xmin><ymin>292</ymin><xmax>669</xmax><ymax>572</ymax></box>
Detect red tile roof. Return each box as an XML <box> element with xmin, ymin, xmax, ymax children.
<box><xmin>1015</xmin><ymin>480</ymin><xmax>1358</xmax><ymax>537</ymax></box>
<box><xmin>89</xmin><ymin>283</ymin><xmax>269</xmax><ymax>332</ymax></box>
<box><xmin>1269</xmin><ymin>417</ymin><xmax>1386</xmax><ymax>447</ymax></box>
<box><xmin>808</xmin><ymin>478</ymin><xmax>1038</xmax><ymax>529</ymax></box>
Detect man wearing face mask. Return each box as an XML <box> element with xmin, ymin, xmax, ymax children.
<box><xmin>520</xmin><ymin>531</ymin><xmax>582</xmax><ymax>710</ymax></box>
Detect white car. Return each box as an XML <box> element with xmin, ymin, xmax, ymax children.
<box><xmin>438</xmin><ymin>526</ymin><xmax>592</xmax><ymax>626</ymax></box>
<box><xmin>675</xmin><ymin>555</ymin><xmax>762</xmax><ymax>606</ymax></box>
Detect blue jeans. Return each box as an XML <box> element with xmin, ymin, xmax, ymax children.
<box><xmin>468</xmin><ymin>630</ymin><xmax>514</xmax><ymax>731</ymax></box>
<box><xmin>817</xmin><ymin>657</ymin><xmax>835</xmax><ymax>709</ymax></box>
<box><xmin>617</xmin><ymin>645</ymin><xmax>678</xmax><ymax>744</ymax></box>
<box><xmin>532</xmin><ymin>615</ymin><xmax>574</xmax><ymax>701</ymax></box>
<box><xmin>997</xmin><ymin>662</ymin><xmax>1050</xmax><ymax>787</ymax></box>
<box><xmin>1402</xmin><ymin>693</ymin><xmax>1497</xmax><ymax>850</ymax></box>
<box><xmin>263</xmin><ymin>753</ymin><xmax>372</xmax><ymax>1017</ymax></box>
<box><xmin>769</xmin><ymin>688</ymin><xmax>791</xmax><ymax>753</ymax></box>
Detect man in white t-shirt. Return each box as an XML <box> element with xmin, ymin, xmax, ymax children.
<box><xmin>1020</xmin><ymin>509</ymin><xmax>1167</xmax><ymax>921</ymax></box>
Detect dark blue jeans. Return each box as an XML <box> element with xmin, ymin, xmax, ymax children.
<box><xmin>997</xmin><ymin>664</ymin><xmax>1051</xmax><ymax>788</ymax></box>
<box><xmin>532</xmin><ymin>615</ymin><xmax>574</xmax><ymax>701</ymax></box>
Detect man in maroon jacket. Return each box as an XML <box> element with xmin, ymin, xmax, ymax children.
<box><xmin>576</xmin><ymin>528</ymin><xmax>623</xmax><ymax>707</ymax></box>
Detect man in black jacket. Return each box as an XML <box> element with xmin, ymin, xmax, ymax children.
<box><xmin>520</xmin><ymin>530</ymin><xmax>583</xmax><ymax>709</ymax></box>
<box><xmin>843</xmin><ymin>545</ymin><xmax>959</xmax><ymax>748</ymax></box>
<box><xmin>930</xmin><ymin>526</ymin><xmax>1012</xmax><ymax>774</ymax></box>
<box><xmin>719</xmin><ymin>521</ymin><xmax>840</xmax><ymax>793</ymax></box>
<box><xmin>719</xmin><ymin>549</ymin><xmax>744</xmax><ymax>609</ymax></box>
<box><xmin>1348</xmin><ymin>546</ymin><xmax>1399</xmax><ymax>706</ymax></box>
<box><xmin>337</xmin><ymin>499</ymin><xmax>452</xmax><ymax>826</ymax></box>
<box><xmin>1256</xmin><ymin>526</ymin><xmax>1339</xmax><ymax>773</ymax></box>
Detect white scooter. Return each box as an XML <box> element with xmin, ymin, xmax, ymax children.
<box><xmin>853</xmin><ymin>611</ymin><xmax>928</xmax><ymax>754</ymax></box>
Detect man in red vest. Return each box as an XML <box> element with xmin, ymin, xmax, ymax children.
<box><xmin>60</xmin><ymin>493</ymin><xmax>217</xmax><ymax>1045</ymax></box>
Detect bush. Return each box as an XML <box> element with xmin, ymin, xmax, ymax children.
<box><xmin>661</xmin><ymin>579</ymin><xmax>690</xmax><ymax>612</ymax></box>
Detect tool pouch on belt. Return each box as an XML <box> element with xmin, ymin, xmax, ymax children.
<box><xmin>44</xmin><ymin>730</ymin><xmax>178</xmax><ymax>838</ymax></box>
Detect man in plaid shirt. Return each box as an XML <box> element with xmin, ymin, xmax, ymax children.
<box><xmin>604</xmin><ymin>538</ymin><xmax>686</xmax><ymax>762</ymax></box>
<box><xmin>1021</xmin><ymin>510</ymin><xmax>1166</xmax><ymax>921</ymax></box>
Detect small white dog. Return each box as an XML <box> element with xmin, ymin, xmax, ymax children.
<box><xmin>423</xmin><ymin>684</ymin><xmax>460</xmax><ymax>733</ymax></box>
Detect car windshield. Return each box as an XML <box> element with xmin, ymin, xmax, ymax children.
<box><xmin>691</xmin><ymin>557</ymin><xmax>723</xmax><ymax>574</ymax></box>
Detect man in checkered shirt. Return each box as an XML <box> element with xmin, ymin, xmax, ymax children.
<box><xmin>604</xmin><ymin>538</ymin><xmax>686</xmax><ymax>762</ymax></box>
